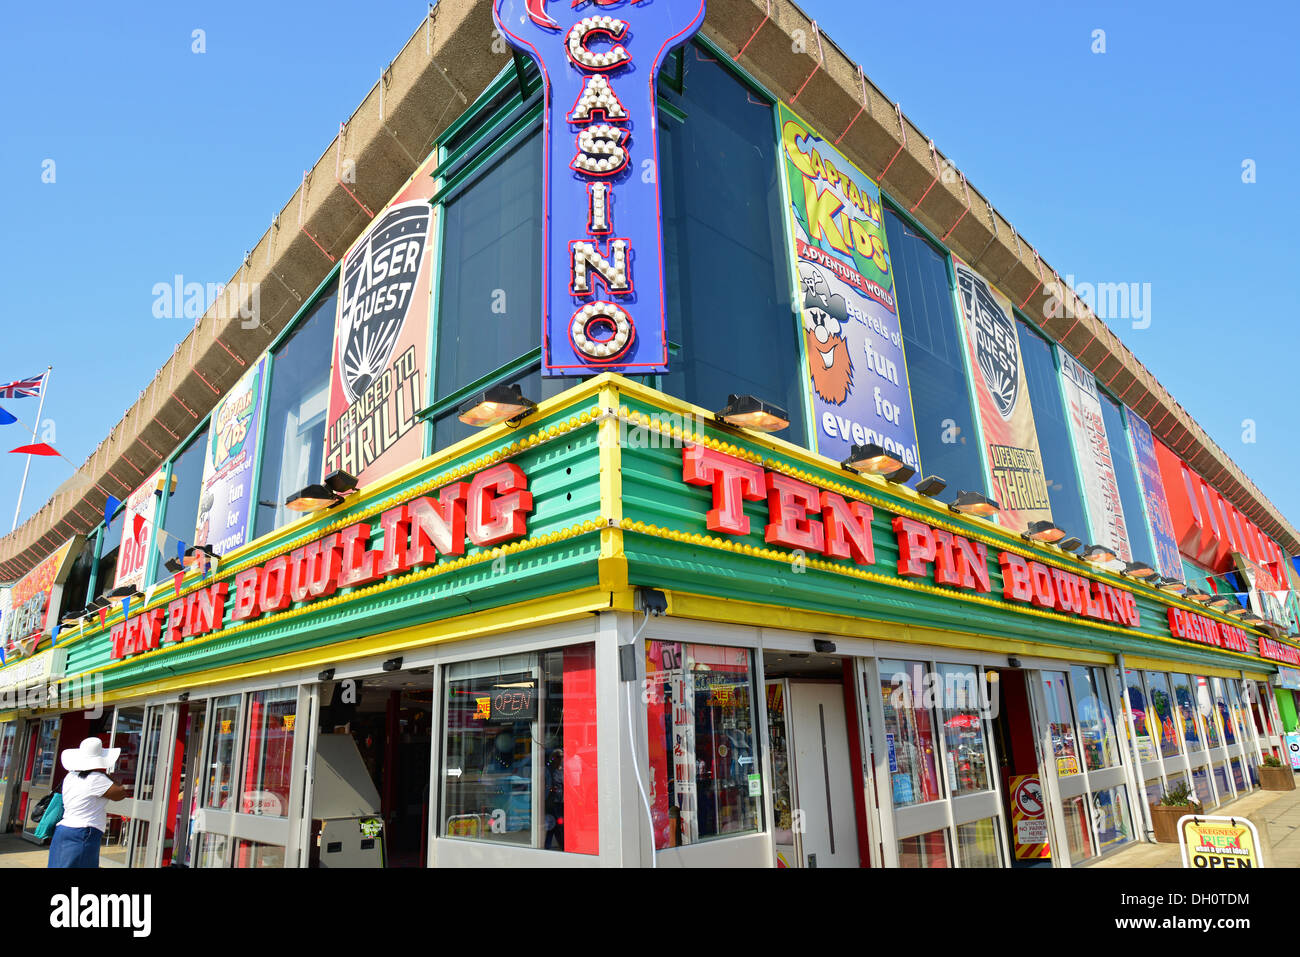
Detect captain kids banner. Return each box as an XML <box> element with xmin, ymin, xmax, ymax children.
<box><xmin>325</xmin><ymin>154</ymin><xmax>437</xmax><ymax>487</ymax></box>
<box><xmin>1127</xmin><ymin>411</ymin><xmax>1182</xmax><ymax>580</ymax></box>
<box><xmin>1059</xmin><ymin>350</ymin><xmax>1132</xmax><ymax>562</ymax></box>
<box><xmin>778</xmin><ymin>103</ymin><xmax>921</xmax><ymax>473</ymax></box>
<box><xmin>194</xmin><ymin>356</ymin><xmax>266</xmax><ymax>555</ymax></box>
<box><xmin>952</xmin><ymin>257</ymin><xmax>1052</xmax><ymax>533</ymax></box>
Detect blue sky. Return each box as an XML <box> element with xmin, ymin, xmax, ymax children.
<box><xmin>1</xmin><ymin>1</ymin><xmax>1297</xmax><ymax>546</ymax></box>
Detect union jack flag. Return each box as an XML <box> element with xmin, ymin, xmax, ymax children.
<box><xmin>0</xmin><ymin>373</ymin><xmax>45</xmax><ymax>398</ymax></box>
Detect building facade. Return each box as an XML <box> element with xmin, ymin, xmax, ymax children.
<box><xmin>1</xmin><ymin>0</ymin><xmax>1298</xmax><ymax>868</ymax></box>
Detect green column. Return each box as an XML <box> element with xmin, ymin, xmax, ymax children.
<box><xmin>1274</xmin><ymin>687</ymin><xmax>1298</xmax><ymax>734</ymax></box>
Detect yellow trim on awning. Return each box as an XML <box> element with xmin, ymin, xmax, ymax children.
<box><xmin>1123</xmin><ymin>654</ymin><xmax>1270</xmax><ymax>681</ymax></box>
<box><xmin>77</xmin><ymin>587</ymin><xmax>620</xmax><ymax>707</ymax></box>
<box><xmin>665</xmin><ymin>590</ymin><xmax>1115</xmax><ymax>665</ymax></box>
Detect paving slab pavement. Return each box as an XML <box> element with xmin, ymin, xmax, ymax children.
<box><xmin>1090</xmin><ymin>781</ymin><xmax>1300</xmax><ymax>868</ymax></box>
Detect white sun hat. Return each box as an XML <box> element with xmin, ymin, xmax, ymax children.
<box><xmin>60</xmin><ymin>737</ymin><xmax>121</xmax><ymax>773</ymax></box>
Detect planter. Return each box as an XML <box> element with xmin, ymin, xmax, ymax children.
<box><xmin>1149</xmin><ymin>803</ymin><xmax>1200</xmax><ymax>843</ymax></box>
<box><xmin>1259</xmin><ymin>765</ymin><xmax>1296</xmax><ymax>791</ymax></box>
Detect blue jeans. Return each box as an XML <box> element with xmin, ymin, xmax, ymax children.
<box><xmin>48</xmin><ymin>825</ymin><xmax>103</xmax><ymax>868</ymax></box>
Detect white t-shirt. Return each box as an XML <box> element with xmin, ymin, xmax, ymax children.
<box><xmin>60</xmin><ymin>771</ymin><xmax>114</xmax><ymax>831</ymax></box>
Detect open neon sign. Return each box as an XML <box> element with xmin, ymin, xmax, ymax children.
<box><xmin>493</xmin><ymin>0</ymin><xmax>706</xmax><ymax>375</ymax></box>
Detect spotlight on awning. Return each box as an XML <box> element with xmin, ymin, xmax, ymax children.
<box><xmin>1157</xmin><ymin>577</ymin><xmax>1187</xmax><ymax>595</ymax></box>
<box><xmin>914</xmin><ymin>475</ymin><xmax>947</xmax><ymax>498</ymax></box>
<box><xmin>1226</xmin><ymin>605</ymin><xmax>1249</xmax><ymax>618</ymax></box>
<box><xmin>109</xmin><ymin>585</ymin><xmax>144</xmax><ymax>601</ymax></box>
<box><xmin>948</xmin><ymin>491</ymin><xmax>999</xmax><ymax>518</ymax></box>
<box><xmin>1121</xmin><ymin>561</ymin><xmax>1157</xmax><ymax>579</ymax></box>
<box><xmin>184</xmin><ymin>544</ymin><xmax>221</xmax><ymax>569</ymax></box>
<box><xmin>1081</xmin><ymin>545</ymin><xmax>1117</xmax><ymax>564</ymax></box>
<box><xmin>885</xmin><ymin>465</ymin><xmax>916</xmax><ymax>485</ymax></box>
<box><xmin>1022</xmin><ymin>521</ymin><xmax>1066</xmax><ymax>544</ymax></box>
<box><xmin>458</xmin><ymin>383</ymin><xmax>537</xmax><ymax>428</ymax></box>
<box><xmin>1057</xmin><ymin>537</ymin><xmax>1083</xmax><ymax>553</ymax></box>
<box><xmin>164</xmin><ymin>557</ymin><xmax>185</xmax><ymax>574</ymax></box>
<box><xmin>842</xmin><ymin>443</ymin><xmax>904</xmax><ymax>476</ymax></box>
<box><xmin>715</xmin><ymin>394</ymin><xmax>789</xmax><ymax>433</ymax></box>
<box><xmin>1207</xmin><ymin>595</ymin><xmax>1232</xmax><ymax>609</ymax></box>
<box><xmin>285</xmin><ymin>470</ymin><xmax>359</xmax><ymax>513</ymax></box>
<box><xmin>1186</xmin><ymin>588</ymin><xmax>1211</xmax><ymax>603</ymax></box>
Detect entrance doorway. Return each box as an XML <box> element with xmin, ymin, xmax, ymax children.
<box><xmin>764</xmin><ymin>652</ymin><xmax>865</xmax><ymax>868</ymax></box>
<box><xmin>313</xmin><ymin>670</ymin><xmax>433</xmax><ymax>868</ymax></box>
<box><xmin>990</xmin><ymin>669</ymin><xmax>1050</xmax><ymax>868</ymax></box>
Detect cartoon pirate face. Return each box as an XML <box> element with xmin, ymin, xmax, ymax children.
<box><xmin>800</xmin><ymin>263</ymin><xmax>854</xmax><ymax>404</ymax></box>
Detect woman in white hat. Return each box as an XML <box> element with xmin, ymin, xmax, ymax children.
<box><xmin>47</xmin><ymin>737</ymin><xmax>129</xmax><ymax>869</ymax></box>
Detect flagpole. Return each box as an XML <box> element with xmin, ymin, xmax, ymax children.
<box><xmin>11</xmin><ymin>365</ymin><xmax>52</xmax><ymax>533</ymax></box>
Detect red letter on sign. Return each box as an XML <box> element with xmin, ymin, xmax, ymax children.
<box><xmin>376</xmin><ymin>504</ymin><xmax>412</xmax><ymax>577</ymax></box>
<box><xmin>110</xmin><ymin>622</ymin><xmax>126</xmax><ymax>659</ymax></box>
<box><xmin>138</xmin><ymin>608</ymin><xmax>165</xmax><ymax>653</ymax></box>
<box><xmin>233</xmin><ymin>567</ymin><xmax>261</xmax><ymax>621</ymax></box>
<box><xmin>468</xmin><ymin>463</ymin><xmax>533</xmax><ymax>546</ymax></box>
<box><xmin>1028</xmin><ymin>561</ymin><xmax>1056</xmax><ymax>609</ymax></box>
<box><xmin>193</xmin><ymin>582</ymin><xmax>229</xmax><ymax>636</ymax></box>
<box><xmin>166</xmin><ymin>598</ymin><xmax>186</xmax><ymax>643</ymax></box>
<box><xmin>931</xmin><ymin>530</ymin><xmax>962</xmax><ymax>587</ymax></box>
<box><xmin>893</xmin><ymin>517</ymin><xmax>936</xmax><ymax>578</ymax></box>
<box><xmin>408</xmin><ymin>483</ymin><xmax>469</xmax><ymax>564</ymax></box>
<box><xmin>338</xmin><ymin>524</ymin><xmax>381</xmax><ymax>589</ymax></box>
<box><xmin>999</xmin><ymin>552</ymin><xmax>1033</xmax><ymax>602</ymax></box>
<box><xmin>764</xmin><ymin>473</ymin><xmax>825</xmax><ymax>552</ymax></box>
<box><xmin>303</xmin><ymin>534</ymin><xmax>343</xmax><ymax>600</ymax></box>
<box><xmin>682</xmin><ymin>445</ymin><xmax>765</xmax><ymax>536</ymax></box>
<box><xmin>820</xmin><ymin>492</ymin><xmax>874</xmax><ymax>565</ymax></box>
<box><xmin>258</xmin><ymin>556</ymin><xmax>292</xmax><ymax>615</ymax></box>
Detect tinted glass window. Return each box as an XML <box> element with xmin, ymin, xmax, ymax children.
<box><xmin>883</xmin><ymin>208</ymin><xmax>985</xmax><ymax>494</ymax></box>
<box><xmin>254</xmin><ymin>283</ymin><xmax>338</xmax><ymax>539</ymax></box>
<box><xmin>1099</xmin><ymin>392</ymin><xmax>1154</xmax><ymax>566</ymax></box>
<box><xmin>1017</xmin><ymin>321</ymin><xmax>1090</xmax><ymax>542</ymax></box>
<box><xmin>435</xmin><ymin>130</ymin><xmax>543</xmax><ymax>403</ymax></box>
<box><xmin>658</xmin><ymin>46</ymin><xmax>805</xmax><ymax>448</ymax></box>
<box><xmin>152</xmin><ymin>428</ymin><xmax>209</xmax><ymax>580</ymax></box>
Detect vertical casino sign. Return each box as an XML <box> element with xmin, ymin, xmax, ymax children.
<box><xmin>493</xmin><ymin>0</ymin><xmax>706</xmax><ymax>375</ymax></box>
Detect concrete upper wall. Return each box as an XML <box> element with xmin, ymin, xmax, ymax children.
<box><xmin>2</xmin><ymin>0</ymin><xmax>1294</xmax><ymax>582</ymax></box>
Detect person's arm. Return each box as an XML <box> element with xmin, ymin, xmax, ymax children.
<box><xmin>103</xmin><ymin>782</ymin><xmax>130</xmax><ymax>801</ymax></box>
<box><xmin>97</xmin><ymin>774</ymin><xmax>129</xmax><ymax>802</ymax></box>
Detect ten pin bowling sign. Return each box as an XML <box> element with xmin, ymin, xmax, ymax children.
<box><xmin>492</xmin><ymin>0</ymin><xmax>706</xmax><ymax>375</ymax></box>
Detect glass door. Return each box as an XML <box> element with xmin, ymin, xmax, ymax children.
<box><xmin>126</xmin><ymin>703</ymin><xmax>177</xmax><ymax>868</ymax></box>
<box><xmin>21</xmin><ymin>717</ymin><xmax>61</xmax><ymax>841</ymax></box>
<box><xmin>1193</xmin><ymin>675</ymin><xmax>1236</xmax><ymax>804</ymax></box>
<box><xmin>0</xmin><ymin>722</ymin><xmax>20</xmax><ymax>832</ymax></box>
<box><xmin>161</xmin><ymin>700</ymin><xmax>209</xmax><ymax>867</ymax></box>
<box><xmin>101</xmin><ymin>707</ymin><xmax>144</xmax><ymax>866</ymax></box>
<box><xmin>191</xmin><ymin>684</ymin><xmax>314</xmax><ymax>867</ymax></box>
<box><xmin>863</xmin><ymin>657</ymin><xmax>1007</xmax><ymax>868</ymax></box>
<box><xmin>1033</xmin><ymin>668</ymin><xmax>1134</xmax><ymax>865</ymax></box>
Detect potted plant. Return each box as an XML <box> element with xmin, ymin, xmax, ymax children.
<box><xmin>1258</xmin><ymin>754</ymin><xmax>1296</xmax><ymax>791</ymax></box>
<box><xmin>1149</xmin><ymin>781</ymin><xmax>1201</xmax><ymax>843</ymax></box>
